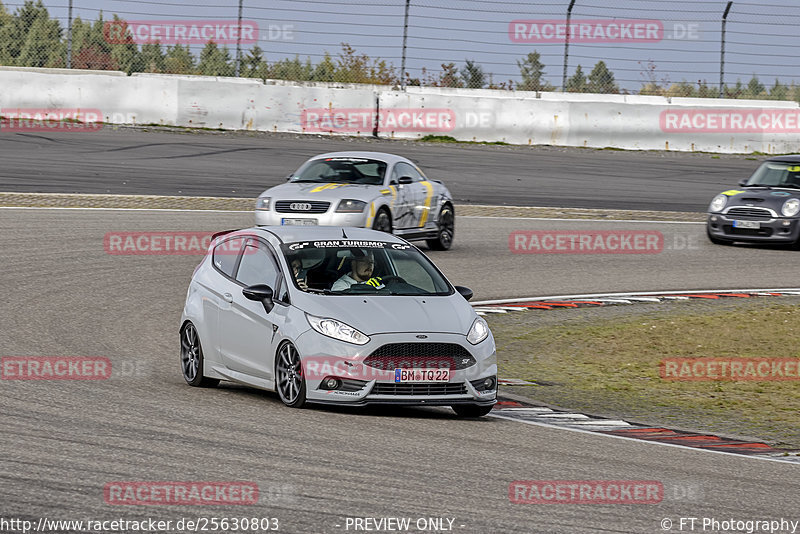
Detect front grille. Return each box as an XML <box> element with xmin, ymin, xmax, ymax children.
<box><xmin>725</xmin><ymin>207</ymin><xmax>774</xmax><ymax>220</ymax></box>
<box><xmin>363</xmin><ymin>343</ymin><xmax>476</xmax><ymax>371</ymax></box>
<box><xmin>722</xmin><ymin>225</ymin><xmax>774</xmax><ymax>237</ymax></box>
<box><xmin>275</xmin><ymin>200</ymin><xmax>330</xmax><ymax>214</ymax></box>
<box><xmin>371</xmin><ymin>382</ymin><xmax>468</xmax><ymax>396</ymax></box>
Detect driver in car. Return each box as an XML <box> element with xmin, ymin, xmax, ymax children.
<box><xmin>331</xmin><ymin>249</ymin><xmax>385</xmax><ymax>291</ymax></box>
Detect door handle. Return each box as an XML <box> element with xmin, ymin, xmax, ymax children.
<box><xmin>223</xmin><ymin>292</ymin><xmax>233</xmax><ymax>303</ymax></box>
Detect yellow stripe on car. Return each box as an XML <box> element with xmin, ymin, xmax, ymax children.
<box><xmin>309</xmin><ymin>183</ymin><xmax>348</xmax><ymax>193</ymax></box>
<box><xmin>721</xmin><ymin>189</ymin><xmax>745</xmax><ymax>196</ymax></box>
<box><xmin>418</xmin><ymin>181</ymin><xmax>434</xmax><ymax>227</ymax></box>
<box><xmin>366</xmin><ymin>203</ymin><xmax>375</xmax><ymax>227</ymax></box>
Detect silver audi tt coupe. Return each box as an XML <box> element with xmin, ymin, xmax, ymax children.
<box><xmin>179</xmin><ymin>225</ymin><xmax>497</xmax><ymax>417</ymax></box>
<box><xmin>254</xmin><ymin>151</ymin><xmax>455</xmax><ymax>250</ymax></box>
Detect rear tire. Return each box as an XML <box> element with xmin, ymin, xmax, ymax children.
<box><xmin>180</xmin><ymin>322</ymin><xmax>220</xmax><ymax>388</ymax></box>
<box><xmin>426</xmin><ymin>204</ymin><xmax>455</xmax><ymax>250</ymax></box>
<box><xmin>452</xmin><ymin>404</ymin><xmax>494</xmax><ymax>418</ymax></box>
<box><xmin>372</xmin><ymin>208</ymin><xmax>392</xmax><ymax>234</ymax></box>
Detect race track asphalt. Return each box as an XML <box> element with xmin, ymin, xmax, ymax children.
<box><xmin>0</xmin><ymin>128</ymin><xmax>763</xmax><ymax>211</ymax></box>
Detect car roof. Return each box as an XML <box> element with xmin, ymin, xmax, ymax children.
<box><xmin>310</xmin><ymin>151</ymin><xmax>413</xmax><ymax>166</ymax></box>
<box><xmin>233</xmin><ymin>225</ymin><xmax>409</xmax><ymax>246</ymax></box>
<box><xmin>766</xmin><ymin>155</ymin><xmax>800</xmax><ymax>163</ymax></box>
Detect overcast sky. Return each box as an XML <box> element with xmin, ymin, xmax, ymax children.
<box><xmin>11</xmin><ymin>0</ymin><xmax>800</xmax><ymax>91</ymax></box>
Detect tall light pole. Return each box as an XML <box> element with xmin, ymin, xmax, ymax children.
<box><xmin>719</xmin><ymin>1</ymin><xmax>733</xmax><ymax>97</ymax></box>
<box><xmin>561</xmin><ymin>0</ymin><xmax>576</xmax><ymax>91</ymax></box>
<box><xmin>400</xmin><ymin>0</ymin><xmax>410</xmax><ymax>88</ymax></box>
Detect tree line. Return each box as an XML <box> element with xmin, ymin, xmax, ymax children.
<box><xmin>1</xmin><ymin>0</ymin><xmax>797</xmax><ymax>101</ymax></box>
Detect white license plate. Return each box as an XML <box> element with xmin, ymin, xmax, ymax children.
<box><xmin>733</xmin><ymin>220</ymin><xmax>760</xmax><ymax>229</ymax></box>
<box><xmin>394</xmin><ymin>368</ymin><xmax>450</xmax><ymax>383</ymax></box>
<box><xmin>281</xmin><ymin>218</ymin><xmax>318</xmax><ymax>226</ymax></box>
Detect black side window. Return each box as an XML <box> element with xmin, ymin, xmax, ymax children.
<box><xmin>235</xmin><ymin>239</ymin><xmax>280</xmax><ymax>289</ymax></box>
<box><xmin>212</xmin><ymin>236</ymin><xmax>248</xmax><ymax>278</ymax></box>
<box><xmin>395</xmin><ymin>162</ymin><xmax>425</xmax><ymax>182</ymax></box>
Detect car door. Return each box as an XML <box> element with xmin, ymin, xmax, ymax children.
<box><xmin>218</xmin><ymin>238</ymin><xmax>285</xmax><ymax>380</ymax></box>
<box><xmin>395</xmin><ymin>162</ymin><xmax>435</xmax><ymax>229</ymax></box>
<box><xmin>390</xmin><ymin>162</ymin><xmax>424</xmax><ymax>229</ymax></box>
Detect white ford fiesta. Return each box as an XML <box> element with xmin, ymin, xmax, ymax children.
<box><xmin>179</xmin><ymin>225</ymin><xmax>497</xmax><ymax>416</ymax></box>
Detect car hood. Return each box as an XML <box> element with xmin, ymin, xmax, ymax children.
<box><xmin>721</xmin><ymin>188</ymin><xmax>800</xmax><ymax>211</ymax></box>
<box><xmin>294</xmin><ymin>293</ymin><xmax>476</xmax><ymax>336</ymax></box>
<box><xmin>261</xmin><ymin>182</ymin><xmax>383</xmax><ymax>202</ymax></box>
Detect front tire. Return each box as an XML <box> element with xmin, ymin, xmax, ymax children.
<box><xmin>706</xmin><ymin>228</ymin><xmax>730</xmax><ymax>245</ymax></box>
<box><xmin>372</xmin><ymin>208</ymin><xmax>392</xmax><ymax>234</ymax></box>
<box><xmin>180</xmin><ymin>322</ymin><xmax>220</xmax><ymax>387</ymax></box>
<box><xmin>427</xmin><ymin>204</ymin><xmax>455</xmax><ymax>250</ymax></box>
<box><xmin>275</xmin><ymin>342</ymin><xmax>307</xmax><ymax>408</ymax></box>
<box><xmin>452</xmin><ymin>404</ymin><xmax>494</xmax><ymax>418</ymax></box>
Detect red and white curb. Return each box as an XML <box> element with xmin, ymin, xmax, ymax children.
<box><xmin>472</xmin><ymin>288</ymin><xmax>800</xmax><ymax>315</ymax></box>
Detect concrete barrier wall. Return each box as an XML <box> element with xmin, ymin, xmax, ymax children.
<box><xmin>2</xmin><ymin>67</ymin><xmax>800</xmax><ymax>154</ymax></box>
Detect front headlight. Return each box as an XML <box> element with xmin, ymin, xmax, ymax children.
<box><xmin>336</xmin><ymin>199</ymin><xmax>367</xmax><ymax>213</ymax></box>
<box><xmin>782</xmin><ymin>198</ymin><xmax>800</xmax><ymax>217</ymax></box>
<box><xmin>306</xmin><ymin>314</ymin><xmax>370</xmax><ymax>345</ymax></box>
<box><xmin>256</xmin><ymin>197</ymin><xmax>271</xmax><ymax>211</ymax></box>
<box><xmin>467</xmin><ymin>317</ymin><xmax>490</xmax><ymax>345</ymax></box>
<box><xmin>709</xmin><ymin>194</ymin><xmax>727</xmax><ymax>212</ymax></box>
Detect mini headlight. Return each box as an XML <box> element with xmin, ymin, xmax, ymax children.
<box><xmin>709</xmin><ymin>194</ymin><xmax>727</xmax><ymax>212</ymax></box>
<box><xmin>256</xmin><ymin>196</ymin><xmax>271</xmax><ymax>211</ymax></box>
<box><xmin>336</xmin><ymin>199</ymin><xmax>367</xmax><ymax>213</ymax></box>
<box><xmin>306</xmin><ymin>314</ymin><xmax>370</xmax><ymax>345</ymax></box>
<box><xmin>467</xmin><ymin>317</ymin><xmax>490</xmax><ymax>345</ymax></box>
<box><xmin>782</xmin><ymin>198</ymin><xmax>800</xmax><ymax>217</ymax></box>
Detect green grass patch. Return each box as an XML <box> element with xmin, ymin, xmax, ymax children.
<box><xmin>490</xmin><ymin>301</ymin><xmax>800</xmax><ymax>447</ymax></box>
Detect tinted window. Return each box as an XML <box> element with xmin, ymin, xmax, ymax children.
<box><xmin>236</xmin><ymin>240</ymin><xmax>280</xmax><ymax>289</ymax></box>
<box><xmin>292</xmin><ymin>157</ymin><xmax>386</xmax><ymax>185</ymax></box>
<box><xmin>212</xmin><ymin>236</ymin><xmax>248</xmax><ymax>278</ymax></box>
<box><xmin>393</xmin><ymin>162</ymin><xmax>425</xmax><ymax>182</ymax></box>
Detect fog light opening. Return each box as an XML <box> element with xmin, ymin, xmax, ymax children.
<box><xmin>321</xmin><ymin>377</ymin><xmax>341</xmax><ymax>390</ymax></box>
<box><xmin>782</xmin><ymin>220</ymin><xmax>792</xmax><ymax>227</ymax></box>
<box><xmin>484</xmin><ymin>377</ymin><xmax>496</xmax><ymax>390</ymax></box>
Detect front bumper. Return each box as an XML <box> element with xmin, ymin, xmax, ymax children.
<box><xmin>294</xmin><ymin>330</ymin><xmax>498</xmax><ymax>406</ymax></box>
<box><xmin>255</xmin><ymin>208</ymin><xmax>369</xmax><ymax>228</ymax></box>
<box><xmin>707</xmin><ymin>213</ymin><xmax>800</xmax><ymax>243</ymax></box>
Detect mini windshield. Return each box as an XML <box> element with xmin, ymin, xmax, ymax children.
<box><xmin>745</xmin><ymin>162</ymin><xmax>800</xmax><ymax>188</ymax></box>
<box><xmin>291</xmin><ymin>157</ymin><xmax>386</xmax><ymax>185</ymax></box>
<box><xmin>281</xmin><ymin>240</ymin><xmax>453</xmax><ymax>296</ymax></box>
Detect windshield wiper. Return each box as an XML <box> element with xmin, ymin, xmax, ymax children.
<box><xmin>744</xmin><ymin>183</ymin><xmax>772</xmax><ymax>188</ymax></box>
<box><xmin>305</xmin><ymin>288</ymin><xmax>332</xmax><ymax>295</ymax></box>
<box><xmin>777</xmin><ymin>183</ymin><xmax>800</xmax><ymax>189</ymax></box>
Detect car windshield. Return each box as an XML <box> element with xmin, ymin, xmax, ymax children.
<box><xmin>745</xmin><ymin>162</ymin><xmax>800</xmax><ymax>188</ymax></box>
<box><xmin>281</xmin><ymin>240</ymin><xmax>453</xmax><ymax>296</ymax></box>
<box><xmin>290</xmin><ymin>157</ymin><xmax>386</xmax><ymax>185</ymax></box>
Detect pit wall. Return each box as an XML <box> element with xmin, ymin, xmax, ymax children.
<box><xmin>2</xmin><ymin>66</ymin><xmax>798</xmax><ymax>154</ymax></box>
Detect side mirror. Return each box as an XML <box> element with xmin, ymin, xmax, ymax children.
<box><xmin>738</xmin><ymin>179</ymin><xmax>748</xmax><ymax>186</ymax></box>
<box><xmin>455</xmin><ymin>286</ymin><xmax>473</xmax><ymax>301</ymax></box>
<box><xmin>243</xmin><ymin>284</ymin><xmax>275</xmax><ymax>312</ymax></box>
<box><xmin>398</xmin><ymin>176</ymin><xmax>414</xmax><ymax>185</ymax></box>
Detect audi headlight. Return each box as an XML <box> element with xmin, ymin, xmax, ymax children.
<box><xmin>256</xmin><ymin>196</ymin><xmax>271</xmax><ymax>211</ymax></box>
<box><xmin>709</xmin><ymin>194</ymin><xmax>727</xmax><ymax>212</ymax></box>
<box><xmin>782</xmin><ymin>198</ymin><xmax>800</xmax><ymax>217</ymax></box>
<box><xmin>306</xmin><ymin>314</ymin><xmax>370</xmax><ymax>345</ymax></box>
<box><xmin>336</xmin><ymin>199</ymin><xmax>367</xmax><ymax>213</ymax></box>
<box><xmin>467</xmin><ymin>317</ymin><xmax>490</xmax><ymax>345</ymax></box>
